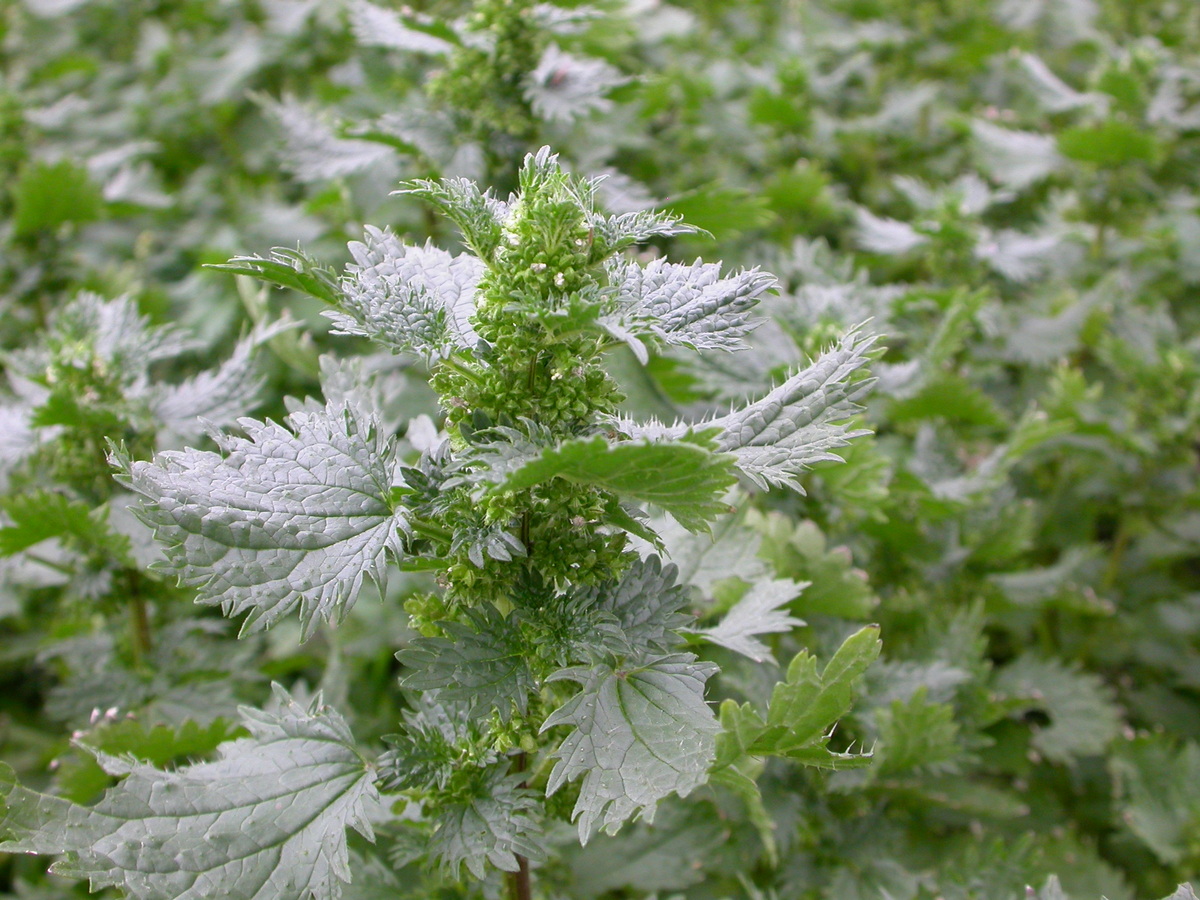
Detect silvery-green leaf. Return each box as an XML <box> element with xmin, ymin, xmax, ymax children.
<box><xmin>543</xmin><ymin>654</ymin><xmax>720</xmax><ymax>841</ymax></box>
<box><xmin>604</xmin><ymin>257</ymin><xmax>775</xmax><ymax>357</ymax></box>
<box><xmin>122</xmin><ymin>402</ymin><xmax>406</xmax><ymax>639</ymax></box>
<box><xmin>0</xmin><ymin>404</ymin><xmax>37</xmax><ymax>488</ymax></box>
<box><xmin>696</xmin><ymin>578</ymin><xmax>806</xmax><ymax>663</ymax></box>
<box><xmin>853</xmin><ymin>208</ymin><xmax>928</xmax><ymax>255</ymax></box>
<box><xmin>396</xmin><ymin>178</ymin><xmax>510</xmax><ymax>261</ymax></box>
<box><xmin>971</xmin><ymin>119</ymin><xmax>1065</xmax><ymax>190</ymax></box>
<box><xmin>620</xmin><ymin>331</ymin><xmax>876</xmax><ymax>492</ymax></box>
<box><xmin>347</xmin><ymin>0</ymin><xmax>454</xmax><ymax>54</ymax></box>
<box><xmin>152</xmin><ymin>320</ymin><xmax>297</xmax><ymax>442</ymax></box>
<box><xmin>428</xmin><ymin>767</ymin><xmax>545</xmax><ymax>879</ymax></box>
<box><xmin>397</xmin><ymin>604</ymin><xmax>535</xmax><ymax>721</ymax></box>
<box><xmin>333</xmin><ymin>229</ymin><xmax>481</xmax><ymax>358</ymax></box>
<box><xmin>525</xmin><ymin>45</ymin><xmax>626</xmax><ymax>123</ymax></box>
<box><xmin>589</xmin><ymin>209</ymin><xmax>700</xmax><ymax>257</ymax></box>
<box><xmin>974</xmin><ymin>229</ymin><xmax>1062</xmax><ymax>282</ymax></box>
<box><xmin>1013</xmin><ymin>53</ymin><xmax>1108</xmax><ymax>114</ymax></box>
<box><xmin>264</xmin><ymin>98</ymin><xmax>395</xmax><ymax>184</ymax></box>
<box><xmin>574</xmin><ymin>554</ymin><xmax>694</xmax><ymax>656</ymax></box>
<box><xmin>0</xmin><ymin>685</ymin><xmax>378</xmax><ymax>900</ymax></box>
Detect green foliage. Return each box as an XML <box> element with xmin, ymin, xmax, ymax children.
<box><xmin>4</xmin><ymin>0</ymin><xmax>1200</xmax><ymax>898</ymax></box>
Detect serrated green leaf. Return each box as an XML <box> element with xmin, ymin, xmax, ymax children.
<box><xmin>210</xmin><ymin>246</ymin><xmax>343</xmax><ymax>306</ymax></box>
<box><xmin>396</xmin><ymin>604</ymin><xmax>535</xmax><ymax>721</ymax></box>
<box><xmin>428</xmin><ymin>766</ymin><xmax>545</xmax><ymax>879</ymax></box>
<box><xmin>715</xmin><ymin>626</ymin><xmax>880</xmax><ymax>773</ymax></box>
<box><xmin>995</xmin><ymin>654</ymin><xmax>1121</xmax><ymax>763</ymax></box>
<box><xmin>482</xmin><ymin>432</ymin><xmax>736</xmax><ymax>533</ymax></box>
<box><xmin>622</xmin><ymin>330</ymin><xmax>876</xmax><ymax>492</ymax></box>
<box><xmin>397</xmin><ymin>177</ymin><xmax>509</xmax><ymax>262</ymax></box>
<box><xmin>872</xmin><ymin>687</ymin><xmax>961</xmax><ymax>776</ymax></box>
<box><xmin>0</xmin><ymin>492</ymin><xmax>126</xmax><ymax>559</ymax></box>
<box><xmin>0</xmin><ymin>686</ymin><xmax>378</xmax><ymax>900</ymax></box>
<box><xmin>333</xmin><ymin>229</ymin><xmax>482</xmax><ymax>358</ymax></box>
<box><xmin>1111</xmin><ymin>736</ymin><xmax>1200</xmax><ymax>865</ymax></box>
<box><xmin>762</xmin><ymin>626</ymin><xmax>881</xmax><ymax>751</ymax></box>
<box><xmin>573</xmin><ymin>554</ymin><xmax>694</xmax><ymax>657</ymax></box>
<box><xmin>603</xmin><ymin>257</ymin><xmax>775</xmax><ymax>360</ymax></box>
<box><xmin>543</xmin><ymin>653</ymin><xmax>720</xmax><ymax>840</ymax></box>
<box><xmin>121</xmin><ymin>402</ymin><xmax>407</xmax><ymax>639</ymax></box>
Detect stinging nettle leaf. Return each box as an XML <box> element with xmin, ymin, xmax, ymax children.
<box><xmin>603</xmin><ymin>257</ymin><xmax>775</xmax><ymax>362</ymax></box>
<box><xmin>121</xmin><ymin>402</ymin><xmax>407</xmax><ymax>639</ymax></box>
<box><xmin>0</xmin><ymin>685</ymin><xmax>378</xmax><ymax>900</ymax></box>
<box><xmin>151</xmin><ymin>319</ymin><xmax>299</xmax><ymax>442</ymax></box>
<box><xmin>396</xmin><ymin>604</ymin><xmax>535</xmax><ymax>721</ymax></box>
<box><xmin>334</xmin><ymin>229</ymin><xmax>482</xmax><ymax>358</ymax></box>
<box><xmin>477</xmin><ymin>431</ymin><xmax>737</xmax><ymax>533</ymax></box>
<box><xmin>210</xmin><ymin>247</ymin><xmax>342</xmax><ymax>306</ymax></box>
<box><xmin>428</xmin><ymin>767</ymin><xmax>546</xmax><ymax>879</ymax></box>
<box><xmin>525</xmin><ymin>44</ymin><xmax>626</xmax><ymax>124</ymax></box>
<box><xmin>574</xmin><ymin>554</ymin><xmax>695</xmax><ymax>657</ymax></box>
<box><xmin>395</xmin><ymin>177</ymin><xmax>510</xmax><ymax>262</ymax></box>
<box><xmin>621</xmin><ymin>330</ymin><xmax>876</xmax><ymax>492</ymax></box>
<box><xmin>696</xmin><ymin>578</ymin><xmax>806</xmax><ymax>663</ymax></box>
<box><xmin>347</xmin><ymin>0</ymin><xmax>455</xmax><ymax>54</ymax></box>
<box><xmin>542</xmin><ymin>653</ymin><xmax>720</xmax><ymax>841</ymax></box>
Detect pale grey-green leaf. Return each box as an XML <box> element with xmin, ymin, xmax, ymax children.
<box><xmin>696</xmin><ymin>578</ymin><xmax>805</xmax><ymax>663</ymax></box>
<box><xmin>123</xmin><ymin>402</ymin><xmax>406</xmax><ymax>639</ymax></box>
<box><xmin>542</xmin><ymin>654</ymin><xmax>720</xmax><ymax>841</ymax></box>
<box><xmin>0</xmin><ymin>686</ymin><xmax>377</xmax><ymax>900</ymax></box>
<box><xmin>333</xmin><ymin>229</ymin><xmax>481</xmax><ymax>358</ymax></box>
<box><xmin>604</xmin><ymin>257</ymin><xmax>774</xmax><ymax>354</ymax></box>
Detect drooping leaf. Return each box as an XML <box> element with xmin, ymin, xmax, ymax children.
<box><xmin>543</xmin><ymin>654</ymin><xmax>720</xmax><ymax>841</ymax></box>
<box><xmin>121</xmin><ymin>402</ymin><xmax>407</xmax><ymax>639</ymax></box>
<box><xmin>209</xmin><ymin>247</ymin><xmax>342</xmax><ymax>306</ymax></box>
<box><xmin>478</xmin><ymin>431</ymin><xmax>737</xmax><ymax>533</ymax></box>
<box><xmin>428</xmin><ymin>766</ymin><xmax>545</xmax><ymax>879</ymax></box>
<box><xmin>0</xmin><ymin>686</ymin><xmax>379</xmax><ymax>900</ymax></box>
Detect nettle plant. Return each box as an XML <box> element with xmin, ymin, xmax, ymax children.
<box><xmin>1</xmin><ymin>149</ymin><xmax>878</xmax><ymax>898</ymax></box>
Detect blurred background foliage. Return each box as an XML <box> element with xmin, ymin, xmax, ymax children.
<box><xmin>2</xmin><ymin>0</ymin><xmax>1200</xmax><ymax>897</ymax></box>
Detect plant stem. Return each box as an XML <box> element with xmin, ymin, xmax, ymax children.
<box><xmin>506</xmin><ymin>855</ymin><xmax>532</xmax><ymax>900</ymax></box>
<box><xmin>127</xmin><ymin>571</ymin><xmax>153</xmax><ymax>665</ymax></box>
<box><xmin>506</xmin><ymin>751</ymin><xmax>533</xmax><ymax>900</ymax></box>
